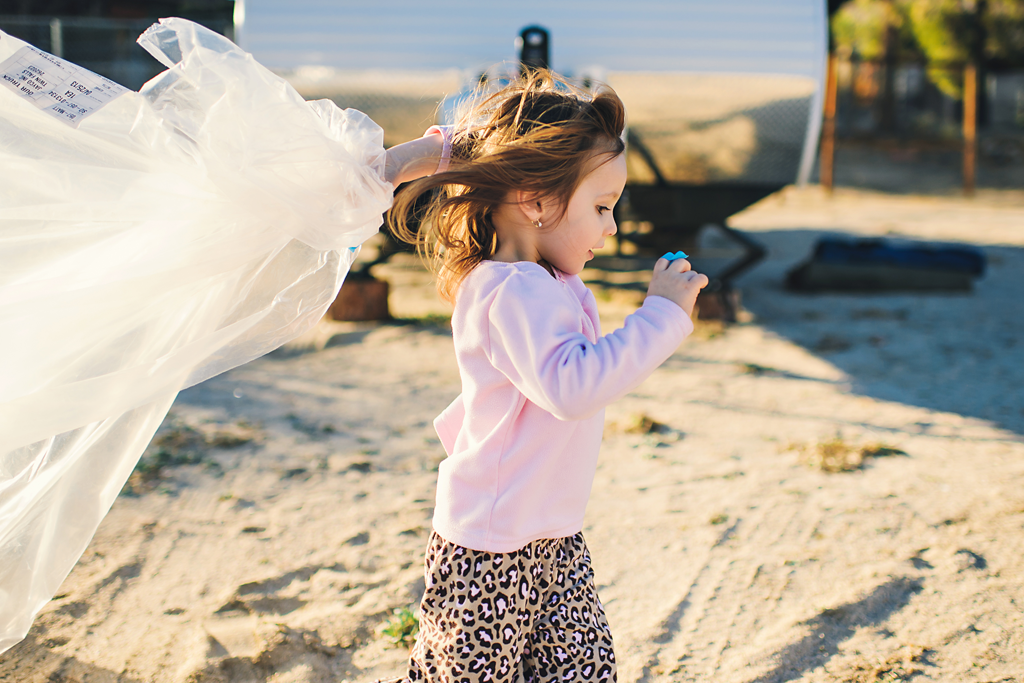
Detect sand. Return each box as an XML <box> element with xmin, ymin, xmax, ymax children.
<box><xmin>2</xmin><ymin>184</ymin><xmax>1023</xmax><ymax>683</ymax></box>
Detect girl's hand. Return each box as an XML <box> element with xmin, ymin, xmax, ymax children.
<box><xmin>646</xmin><ymin>257</ymin><xmax>709</xmax><ymax>317</ymax></box>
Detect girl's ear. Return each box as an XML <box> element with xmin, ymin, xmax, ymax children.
<box><xmin>515</xmin><ymin>190</ymin><xmax>544</xmax><ymax>224</ymax></box>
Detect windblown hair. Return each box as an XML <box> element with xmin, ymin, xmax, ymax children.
<box><xmin>387</xmin><ymin>69</ymin><xmax>626</xmax><ymax>303</ymax></box>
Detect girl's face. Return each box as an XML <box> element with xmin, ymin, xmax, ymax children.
<box><xmin>537</xmin><ymin>152</ymin><xmax>627</xmax><ymax>276</ymax></box>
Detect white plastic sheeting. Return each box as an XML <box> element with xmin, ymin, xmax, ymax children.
<box><xmin>0</xmin><ymin>18</ymin><xmax>393</xmax><ymax>652</ymax></box>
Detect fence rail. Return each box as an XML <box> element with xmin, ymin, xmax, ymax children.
<box><xmin>0</xmin><ymin>16</ymin><xmax>233</xmax><ymax>90</ymax></box>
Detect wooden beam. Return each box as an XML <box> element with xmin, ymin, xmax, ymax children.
<box><xmin>963</xmin><ymin>63</ymin><xmax>977</xmax><ymax>197</ymax></box>
<box><xmin>820</xmin><ymin>53</ymin><xmax>839</xmax><ymax>193</ymax></box>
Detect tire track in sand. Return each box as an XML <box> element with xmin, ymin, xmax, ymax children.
<box><xmin>635</xmin><ymin>496</ymin><xmax>813</xmax><ymax>683</ymax></box>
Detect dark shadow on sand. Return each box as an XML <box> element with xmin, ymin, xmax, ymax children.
<box><xmin>745</xmin><ymin>577</ymin><xmax>924</xmax><ymax>683</ymax></box>
<box><xmin>731</xmin><ymin>227</ymin><xmax>1024</xmax><ymax>437</ymax></box>
<box><xmin>0</xmin><ymin>632</ymin><xmax>145</xmax><ymax>683</ymax></box>
<box><xmin>822</xmin><ymin>146</ymin><xmax>1024</xmax><ymax>196</ymax></box>
<box><xmin>596</xmin><ymin>226</ymin><xmax>1024</xmax><ymax>438</ymax></box>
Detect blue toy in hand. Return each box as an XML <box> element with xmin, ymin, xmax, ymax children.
<box><xmin>661</xmin><ymin>251</ymin><xmax>689</xmax><ymax>262</ymax></box>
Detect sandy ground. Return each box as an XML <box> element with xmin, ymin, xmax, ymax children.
<box><xmin>2</xmin><ymin>183</ymin><xmax>1024</xmax><ymax>683</ymax></box>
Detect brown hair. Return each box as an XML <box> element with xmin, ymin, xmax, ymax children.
<box><xmin>387</xmin><ymin>69</ymin><xmax>626</xmax><ymax>303</ymax></box>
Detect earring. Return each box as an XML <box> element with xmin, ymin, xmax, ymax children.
<box><xmin>532</xmin><ymin>219</ymin><xmax>543</xmax><ymax>229</ymax></box>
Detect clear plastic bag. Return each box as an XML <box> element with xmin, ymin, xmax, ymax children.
<box><xmin>0</xmin><ymin>18</ymin><xmax>393</xmax><ymax>652</ymax></box>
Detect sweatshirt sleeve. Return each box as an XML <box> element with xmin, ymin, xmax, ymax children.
<box><xmin>485</xmin><ymin>269</ymin><xmax>693</xmax><ymax>421</ymax></box>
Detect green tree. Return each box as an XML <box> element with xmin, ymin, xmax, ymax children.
<box><xmin>832</xmin><ymin>0</ymin><xmax>917</xmax><ymax>130</ymax></box>
<box><xmin>983</xmin><ymin>0</ymin><xmax>1024</xmax><ymax>69</ymax></box>
<box><xmin>905</xmin><ymin>0</ymin><xmax>973</xmax><ymax>97</ymax></box>
<box><xmin>905</xmin><ymin>0</ymin><xmax>1024</xmax><ymax>98</ymax></box>
<box><xmin>832</xmin><ymin>0</ymin><xmax>910</xmax><ymax>59</ymax></box>
<box><xmin>833</xmin><ymin>0</ymin><xmax>1024</xmax><ymax>100</ymax></box>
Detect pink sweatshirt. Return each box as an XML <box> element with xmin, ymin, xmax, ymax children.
<box><xmin>432</xmin><ymin>260</ymin><xmax>694</xmax><ymax>552</ymax></box>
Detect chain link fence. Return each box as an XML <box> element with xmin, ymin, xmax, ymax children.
<box><xmin>610</xmin><ymin>72</ymin><xmax>817</xmax><ymax>187</ymax></box>
<box><xmin>835</xmin><ymin>58</ymin><xmax>1024</xmax><ymax>141</ymax></box>
<box><xmin>0</xmin><ymin>16</ymin><xmax>233</xmax><ymax>90</ymax></box>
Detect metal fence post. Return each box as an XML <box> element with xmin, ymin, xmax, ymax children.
<box><xmin>963</xmin><ymin>63</ymin><xmax>977</xmax><ymax>197</ymax></box>
<box><xmin>49</xmin><ymin>18</ymin><xmax>63</xmax><ymax>57</ymax></box>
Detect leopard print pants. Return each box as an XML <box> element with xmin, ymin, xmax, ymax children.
<box><xmin>407</xmin><ymin>531</ymin><xmax>616</xmax><ymax>683</ymax></box>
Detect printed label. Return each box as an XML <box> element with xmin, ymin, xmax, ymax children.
<box><xmin>0</xmin><ymin>45</ymin><xmax>129</xmax><ymax>127</ymax></box>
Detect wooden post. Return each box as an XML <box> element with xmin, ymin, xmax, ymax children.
<box><xmin>820</xmin><ymin>54</ymin><xmax>838</xmax><ymax>193</ymax></box>
<box><xmin>328</xmin><ymin>277</ymin><xmax>390</xmax><ymax>321</ymax></box>
<box><xmin>963</xmin><ymin>63</ymin><xmax>977</xmax><ymax>197</ymax></box>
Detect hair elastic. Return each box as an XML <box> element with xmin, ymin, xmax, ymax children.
<box><xmin>423</xmin><ymin>124</ymin><xmax>453</xmax><ymax>175</ymax></box>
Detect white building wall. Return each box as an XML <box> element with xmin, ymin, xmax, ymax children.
<box><xmin>235</xmin><ymin>0</ymin><xmax>827</xmax><ymax>185</ymax></box>
<box><xmin>237</xmin><ymin>0</ymin><xmax>824</xmax><ymax>79</ymax></box>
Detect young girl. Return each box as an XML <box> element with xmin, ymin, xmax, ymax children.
<box><xmin>387</xmin><ymin>71</ymin><xmax>708</xmax><ymax>683</ymax></box>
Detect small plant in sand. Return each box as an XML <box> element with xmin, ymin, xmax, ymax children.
<box><xmin>609</xmin><ymin>413</ymin><xmax>684</xmax><ymax>451</ymax></box>
<box><xmin>789</xmin><ymin>436</ymin><xmax>907</xmax><ymax>474</ymax></box>
<box><xmin>122</xmin><ymin>415</ymin><xmax>261</xmax><ymax>495</ymax></box>
<box><xmin>610</xmin><ymin>413</ymin><xmax>684</xmax><ymax>450</ymax></box>
<box><xmin>809</xmin><ymin>436</ymin><xmax>864</xmax><ymax>473</ymax></box>
<box><xmin>621</xmin><ymin>413</ymin><xmax>668</xmax><ymax>435</ymax></box>
<box><xmin>738</xmin><ymin>362</ymin><xmax>777</xmax><ymax>376</ymax></box>
<box><xmin>381</xmin><ymin>607</ymin><xmax>419</xmax><ymax>649</ymax></box>
<box><xmin>859</xmin><ymin>444</ymin><xmax>907</xmax><ymax>458</ymax></box>
<box><xmin>123</xmin><ymin>421</ymin><xmax>206</xmax><ymax>495</ymax></box>
<box><xmin>837</xmin><ymin>643</ymin><xmax>929</xmax><ymax>682</ymax></box>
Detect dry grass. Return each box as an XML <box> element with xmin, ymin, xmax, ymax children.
<box><xmin>834</xmin><ymin>644</ymin><xmax>930</xmax><ymax>682</ymax></box>
<box><xmin>620</xmin><ymin>413</ymin><xmax>669</xmax><ymax>435</ymax></box>
<box><xmin>860</xmin><ymin>444</ymin><xmax>908</xmax><ymax>458</ymax></box>
<box><xmin>787</xmin><ymin>436</ymin><xmax>907</xmax><ymax>474</ymax></box>
<box><xmin>691</xmin><ymin>318</ymin><xmax>727</xmax><ymax>340</ymax></box>
<box><xmin>738</xmin><ymin>362</ymin><xmax>778</xmax><ymax>376</ymax></box>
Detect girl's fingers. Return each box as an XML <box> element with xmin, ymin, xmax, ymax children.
<box><xmin>655</xmin><ymin>258</ymin><xmax>701</xmax><ymax>279</ymax></box>
<box><xmin>683</xmin><ymin>270</ymin><xmax>708</xmax><ymax>287</ymax></box>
